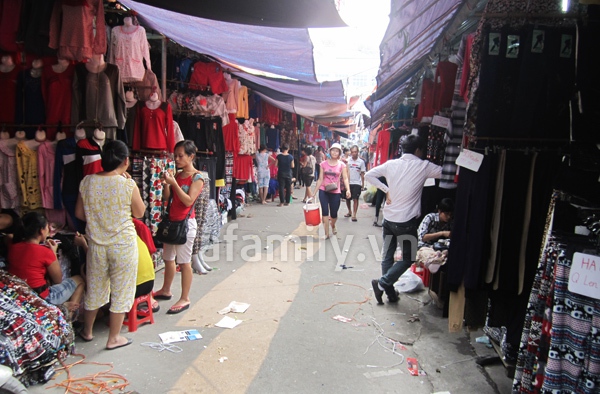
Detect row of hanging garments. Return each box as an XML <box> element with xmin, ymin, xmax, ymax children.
<box><xmin>512</xmin><ymin>172</ymin><xmax>600</xmax><ymax>393</ymax></box>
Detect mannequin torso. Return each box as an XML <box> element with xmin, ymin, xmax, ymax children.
<box><xmin>74</xmin><ymin>128</ymin><xmax>86</xmax><ymax>141</ymax></box>
<box><xmin>15</xmin><ymin>131</ymin><xmax>26</xmax><ymax>140</ymax></box>
<box><xmin>0</xmin><ymin>55</ymin><xmax>15</xmax><ymax>73</ymax></box>
<box><xmin>55</xmin><ymin>131</ymin><xmax>67</xmax><ymax>141</ymax></box>
<box><xmin>121</xmin><ymin>16</ymin><xmax>137</xmax><ymax>34</ymax></box>
<box><xmin>0</xmin><ymin>131</ymin><xmax>9</xmax><ymax>140</ymax></box>
<box><xmin>52</xmin><ymin>59</ymin><xmax>70</xmax><ymax>74</ymax></box>
<box><xmin>93</xmin><ymin>129</ymin><xmax>106</xmax><ymax>149</ymax></box>
<box><xmin>85</xmin><ymin>54</ymin><xmax>107</xmax><ymax>74</ymax></box>
<box><xmin>30</xmin><ymin>59</ymin><xmax>43</xmax><ymax>78</ymax></box>
<box><xmin>145</xmin><ymin>92</ymin><xmax>161</xmax><ymax>110</ymax></box>
<box><xmin>35</xmin><ymin>130</ymin><xmax>47</xmax><ymax>142</ymax></box>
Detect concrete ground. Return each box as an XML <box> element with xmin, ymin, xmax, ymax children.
<box><xmin>29</xmin><ymin>195</ymin><xmax>515</xmax><ymax>394</ymax></box>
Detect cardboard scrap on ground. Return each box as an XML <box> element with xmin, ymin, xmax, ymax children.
<box><xmin>218</xmin><ymin>301</ymin><xmax>251</xmax><ymax>315</ymax></box>
<box><xmin>215</xmin><ymin>316</ymin><xmax>243</xmax><ymax>329</ymax></box>
<box><xmin>159</xmin><ymin>329</ymin><xmax>202</xmax><ymax>344</ymax></box>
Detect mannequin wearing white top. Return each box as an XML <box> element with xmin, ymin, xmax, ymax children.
<box><xmin>110</xmin><ymin>16</ymin><xmax>150</xmax><ymax>82</ymax></box>
<box><xmin>93</xmin><ymin>128</ymin><xmax>106</xmax><ymax>149</ymax></box>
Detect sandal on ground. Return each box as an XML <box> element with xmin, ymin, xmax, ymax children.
<box><xmin>352</xmin><ymin>217</ymin><xmax>357</xmax><ymax>222</ymax></box>
<box><xmin>152</xmin><ymin>291</ymin><xmax>172</xmax><ymax>301</ymax></box>
<box><xmin>167</xmin><ymin>303</ymin><xmax>190</xmax><ymax>315</ymax></box>
<box><xmin>331</xmin><ymin>226</ymin><xmax>337</xmax><ymax>235</ymax></box>
<box><xmin>76</xmin><ymin>329</ymin><xmax>94</xmax><ymax>342</ymax></box>
<box><xmin>344</xmin><ymin>213</ymin><xmax>352</xmax><ymax>217</ymax></box>
<box><xmin>373</xmin><ymin>222</ymin><xmax>382</xmax><ymax>227</ymax></box>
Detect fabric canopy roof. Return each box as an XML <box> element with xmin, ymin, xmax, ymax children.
<box><xmin>231</xmin><ymin>71</ymin><xmax>347</xmax><ymax>105</ymax></box>
<box><xmin>367</xmin><ymin>0</ymin><xmax>464</xmax><ymax>124</ymax></box>
<box><xmin>120</xmin><ymin>0</ymin><xmax>321</xmax><ymax>84</ymax></box>
<box><xmin>124</xmin><ymin>0</ymin><xmax>346</xmax><ymax>28</ymax></box>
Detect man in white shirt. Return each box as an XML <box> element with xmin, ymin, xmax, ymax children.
<box><xmin>365</xmin><ymin>135</ymin><xmax>442</xmax><ymax>304</ymax></box>
<box><xmin>344</xmin><ymin>145</ymin><xmax>366</xmax><ymax>221</ymax></box>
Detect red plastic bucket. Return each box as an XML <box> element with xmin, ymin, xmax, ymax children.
<box><xmin>303</xmin><ymin>198</ymin><xmax>321</xmax><ymax>226</ymax></box>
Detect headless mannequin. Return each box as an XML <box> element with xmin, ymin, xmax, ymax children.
<box><xmin>121</xmin><ymin>16</ymin><xmax>137</xmax><ymax>33</ymax></box>
<box><xmin>74</xmin><ymin>127</ymin><xmax>86</xmax><ymax>141</ymax></box>
<box><xmin>0</xmin><ymin>55</ymin><xmax>15</xmax><ymax>73</ymax></box>
<box><xmin>93</xmin><ymin>128</ymin><xmax>106</xmax><ymax>149</ymax></box>
<box><xmin>15</xmin><ymin>131</ymin><xmax>26</xmax><ymax>140</ymax></box>
<box><xmin>35</xmin><ymin>130</ymin><xmax>47</xmax><ymax>142</ymax></box>
<box><xmin>31</xmin><ymin>59</ymin><xmax>43</xmax><ymax>78</ymax></box>
<box><xmin>52</xmin><ymin>58</ymin><xmax>70</xmax><ymax>74</ymax></box>
<box><xmin>24</xmin><ymin>131</ymin><xmax>42</xmax><ymax>150</ymax></box>
<box><xmin>125</xmin><ymin>90</ymin><xmax>138</xmax><ymax>109</ymax></box>
<box><xmin>55</xmin><ymin>131</ymin><xmax>67</xmax><ymax>141</ymax></box>
<box><xmin>86</xmin><ymin>54</ymin><xmax>106</xmax><ymax>74</ymax></box>
<box><xmin>0</xmin><ymin>131</ymin><xmax>9</xmax><ymax>140</ymax></box>
<box><xmin>145</xmin><ymin>92</ymin><xmax>161</xmax><ymax>110</ymax></box>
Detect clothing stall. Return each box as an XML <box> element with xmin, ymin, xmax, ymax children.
<box><xmin>368</xmin><ymin>0</ymin><xmax>600</xmax><ymax>392</ymax></box>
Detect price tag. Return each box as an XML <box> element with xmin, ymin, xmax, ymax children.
<box><xmin>569</xmin><ymin>252</ymin><xmax>600</xmax><ymax>300</ymax></box>
<box><xmin>431</xmin><ymin>115</ymin><xmax>451</xmax><ymax>129</ymax></box>
<box><xmin>455</xmin><ymin>149</ymin><xmax>484</xmax><ymax>172</ymax></box>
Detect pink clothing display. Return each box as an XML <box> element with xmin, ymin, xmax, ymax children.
<box><xmin>49</xmin><ymin>0</ymin><xmax>107</xmax><ymax>62</ymax></box>
<box><xmin>0</xmin><ymin>138</ymin><xmax>19</xmax><ymax>209</ymax></box>
<box><xmin>37</xmin><ymin>141</ymin><xmax>57</xmax><ymax>209</ymax></box>
<box><xmin>110</xmin><ymin>25</ymin><xmax>151</xmax><ymax>82</ymax></box>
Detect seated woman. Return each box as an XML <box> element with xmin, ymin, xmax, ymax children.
<box><xmin>416</xmin><ymin>198</ymin><xmax>454</xmax><ymax>273</ymax></box>
<box><xmin>417</xmin><ymin>198</ymin><xmax>454</xmax><ymax>248</ymax></box>
<box><xmin>7</xmin><ymin>212</ymin><xmax>84</xmax><ymax>311</ymax></box>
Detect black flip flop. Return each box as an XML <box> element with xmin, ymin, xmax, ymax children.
<box><xmin>152</xmin><ymin>292</ymin><xmax>172</xmax><ymax>301</ymax></box>
<box><xmin>76</xmin><ymin>330</ymin><xmax>94</xmax><ymax>342</ymax></box>
<box><xmin>106</xmin><ymin>338</ymin><xmax>133</xmax><ymax>350</ymax></box>
<box><xmin>167</xmin><ymin>304</ymin><xmax>190</xmax><ymax>315</ymax></box>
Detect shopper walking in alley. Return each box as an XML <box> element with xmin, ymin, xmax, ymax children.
<box><xmin>365</xmin><ymin>135</ymin><xmax>441</xmax><ymax>304</ymax></box>
<box><xmin>300</xmin><ymin>146</ymin><xmax>316</xmax><ymax>202</ymax></box>
<box><xmin>313</xmin><ymin>143</ymin><xmax>351</xmax><ymax>239</ymax></box>
<box><xmin>275</xmin><ymin>144</ymin><xmax>294</xmax><ymax>206</ymax></box>
<box><xmin>255</xmin><ymin>145</ymin><xmax>275</xmax><ymax>204</ymax></box>
<box><xmin>344</xmin><ymin>145</ymin><xmax>366</xmax><ymax>222</ymax></box>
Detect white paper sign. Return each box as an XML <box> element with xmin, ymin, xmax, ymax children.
<box><xmin>455</xmin><ymin>149</ymin><xmax>484</xmax><ymax>172</ymax></box>
<box><xmin>569</xmin><ymin>252</ymin><xmax>600</xmax><ymax>299</ymax></box>
<box><xmin>159</xmin><ymin>329</ymin><xmax>202</xmax><ymax>344</ymax></box>
<box><xmin>431</xmin><ymin>115</ymin><xmax>451</xmax><ymax>130</ymax></box>
<box><xmin>423</xmin><ymin>178</ymin><xmax>436</xmax><ymax>187</ymax></box>
<box><xmin>215</xmin><ymin>316</ymin><xmax>243</xmax><ymax>329</ymax></box>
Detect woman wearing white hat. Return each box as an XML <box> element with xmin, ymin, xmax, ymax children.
<box><xmin>313</xmin><ymin>143</ymin><xmax>350</xmax><ymax>239</ymax></box>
